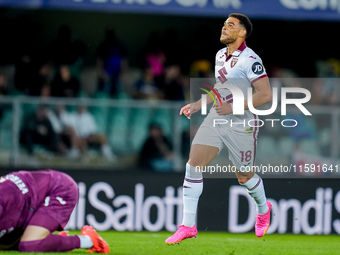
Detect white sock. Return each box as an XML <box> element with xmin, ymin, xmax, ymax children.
<box><xmin>182</xmin><ymin>163</ymin><xmax>203</xmax><ymax>227</ymax></box>
<box><xmin>78</xmin><ymin>235</ymin><xmax>93</xmax><ymax>249</ymax></box>
<box><xmin>240</xmin><ymin>174</ymin><xmax>269</xmax><ymax>215</ymax></box>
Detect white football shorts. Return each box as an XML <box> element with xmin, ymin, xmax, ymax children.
<box><xmin>191</xmin><ymin>115</ymin><xmax>259</xmax><ymax>171</ymax></box>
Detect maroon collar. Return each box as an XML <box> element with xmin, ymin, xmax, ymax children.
<box><xmin>225</xmin><ymin>41</ymin><xmax>247</xmax><ymax>61</ymax></box>
<box><xmin>237</xmin><ymin>41</ymin><xmax>247</xmax><ymax>52</ymax></box>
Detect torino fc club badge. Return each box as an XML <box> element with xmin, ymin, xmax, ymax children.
<box><xmin>231</xmin><ymin>58</ymin><xmax>238</xmax><ymax>68</ymax></box>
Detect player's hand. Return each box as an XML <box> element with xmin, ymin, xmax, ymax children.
<box><xmin>215</xmin><ymin>102</ymin><xmax>232</xmax><ymax>115</ymax></box>
<box><xmin>180</xmin><ymin>102</ymin><xmax>201</xmax><ymax>119</ymax></box>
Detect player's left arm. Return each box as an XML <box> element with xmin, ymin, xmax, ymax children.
<box><xmin>245</xmin><ymin>76</ymin><xmax>272</xmax><ymax>110</ymax></box>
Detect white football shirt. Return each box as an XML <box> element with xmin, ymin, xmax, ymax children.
<box><xmin>209</xmin><ymin>42</ymin><xmax>267</xmax><ymax>121</ymax></box>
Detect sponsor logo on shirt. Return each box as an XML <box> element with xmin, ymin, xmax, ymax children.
<box><xmin>0</xmin><ymin>230</ymin><xmax>6</xmax><ymax>238</ymax></box>
<box><xmin>56</xmin><ymin>197</ymin><xmax>67</xmax><ymax>205</ymax></box>
<box><xmin>5</xmin><ymin>174</ymin><xmax>29</xmax><ymax>194</ymax></box>
<box><xmin>0</xmin><ymin>228</ymin><xmax>14</xmax><ymax>238</ymax></box>
<box><xmin>252</xmin><ymin>62</ymin><xmax>264</xmax><ymax>75</ymax></box>
<box><xmin>215</xmin><ymin>60</ymin><xmax>224</xmax><ymax>66</ymax></box>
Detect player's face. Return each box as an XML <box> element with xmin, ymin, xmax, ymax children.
<box><xmin>220</xmin><ymin>17</ymin><xmax>244</xmax><ymax>45</ymax></box>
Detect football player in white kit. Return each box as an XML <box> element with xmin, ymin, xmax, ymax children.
<box><xmin>166</xmin><ymin>13</ymin><xmax>272</xmax><ymax>244</ymax></box>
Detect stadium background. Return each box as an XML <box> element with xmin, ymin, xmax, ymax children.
<box><xmin>1</xmin><ymin>0</ymin><xmax>340</xmax><ymax>235</ymax></box>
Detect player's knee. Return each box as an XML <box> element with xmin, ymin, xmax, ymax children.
<box><xmin>236</xmin><ymin>169</ymin><xmax>254</xmax><ymax>184</ymax></box>
<box><xmin>238</xmin><ymin>177</ymin><xmax>251</xmax><ymax>184</ymax></box>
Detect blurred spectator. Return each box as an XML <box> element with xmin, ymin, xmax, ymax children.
<box><xmin>268</xmin><ymin>68</ymin><xmax>300</xmax><ymax>106</ymax></box>
<box><xmin>47</xmin><ymin>104</ymin><xmax>82</xmax><ymax>159</ymax></box>
<box><xmin>20</xmin><ymin>105</ymin><xmax>58</xmax><ymax>155</ymax></box>
<box><xmin>143</xmin><ymin>32</ymin><xmax>166</xmax><ymax>84</ymax></box>
<box><xmin>73</xmin><ymin>104</ymin><xmax>116</xmax><ymax>161</ymax></box>
<box><xmin>284</xmin><ymin>79</ymin><xmax>316</xmax><ymax>152</ymax></box>
<box><xmin>50</xmin><ymin>25</ymin><xmax>87</xmax><ymax>85</ymax></box>
<box><xmin>190</xmin><ymin>59</ymin><xmax>212</xmax><ymax>78</ymax></box>
<box><xmin>0</xmin><ymin>72</ymin><xmax>9</xmax><ymax>120</ymax></box>
<box><xmin>285</xmin><ymin>112</ymin><xmax>316</xmax><ymax>152</ymax></box>
<box><xmin>68</xmin><ymin>39</ymin><xmax>88</xmax><ymax>81</ymax></box>
<box><xmin>96</xmin><ymin>28</ymin><xmax>128</xmax><ymax>97</ymax></box>
<box><xmin>51</xmin><ymin>65</ymin><xmax>80</xmax><ymax>98</ymax></box>
<box><xmin>0</xmin><ymin>73</ymin><xmax>8</xmax><ymax>97</ymax></box>
<box><xmin>161</xmin><ymin>63</ymin><xmax>185</xmax><ymax>101</ymax></box>
<box><xmin>313</xmin><ymin>59</ymin><xmax>340</xmax><ymax>105</ymax></box>
<box><xmin>187</xmin><ymin>59</ymin><xmax>213</xmax><ymax>101</ymax></box>
<box><xmin>30</xmin><ymin>61</ymin><xmax>53</xmax><ymax>97</ymax></box>
<box><xmin>139</xmin><ymin>123</ymin><xmax>173</xmax><ymax>171</ymax></box>
<box><xmin>39</xmin><ymin>62</ymin><xmax>54</xmax><ymax>97</ymax></box>
<box><xmin>14</xmin><ymin>55</ymin><xmax>53</xmax><ymax>97</ymax></box>
<box><xmin>134</xmin><ymin>66</ymin><xmax>162</xmax><ymax>100</ymax></box>
<box><xmin>14</xmin><ymin>50</ymin><xmax>38</xmax><ymax>94</ymax></box>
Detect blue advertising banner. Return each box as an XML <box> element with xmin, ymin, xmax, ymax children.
<box><xmin>0</xmin><ymin>0</ymin><xmax>340</xmax><ymax>21</ymax></box>
<box><xmin>0</xmin><ymin>0</ymin><xmax>42</xmax><ymax>8</ymax></box>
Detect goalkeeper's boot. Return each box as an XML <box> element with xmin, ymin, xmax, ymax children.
<box><xmin>165</xmin><ymin>225</ymin><xmax>197</xmax><ymax>244</ymax></box>
<box><xmin>255</xmin><ymin>201</ymin><xmax>272</xmax><ymax>237</ymax></box>
<box><xmin>81</xmin><ymin>225</ymin><xmax>110</xmax><ymax>254</ymax></box>
<box><xmin>58</xmin><ymin>231</ymin><xmax>69</xmax><ymax>236</ymax></box>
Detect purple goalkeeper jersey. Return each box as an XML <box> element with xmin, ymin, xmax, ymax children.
<box><xmin>0</xmin><ymin>170</ymin><xmax>78</xmax><ymax>246</ymax></box>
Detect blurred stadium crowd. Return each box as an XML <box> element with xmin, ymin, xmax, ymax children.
<box><xmin>0</xmin><ymin>9</ymin><xmax>339</xmax><ymax>172</ymax></box>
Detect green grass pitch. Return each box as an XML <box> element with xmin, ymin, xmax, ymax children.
<box><xmin>2</xmin><ymin>231</ymin><xmax>340</xmax><ymax>255</ymax></box>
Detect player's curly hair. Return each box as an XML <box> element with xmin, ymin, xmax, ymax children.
<box><xmin>229</xmin><ymin>13</ymin><xmax>253</xmax><ymax>39</ymax></box>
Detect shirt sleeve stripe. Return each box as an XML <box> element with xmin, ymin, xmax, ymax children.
<box><xmin>251</xmin><ymin>74</ymin><xmax>268</xmax><ymax>84</ymax></box>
